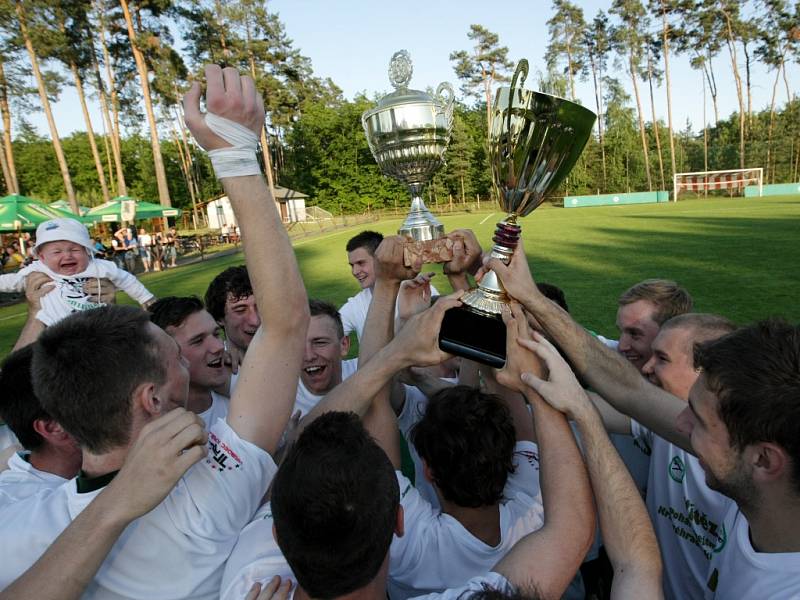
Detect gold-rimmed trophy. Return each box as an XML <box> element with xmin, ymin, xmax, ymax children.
<box><xmin>362</xmin><ymin>50</ymin><xmax>456</xmax><ymax>261</ymax></box>
<box><xmin>439</xmin><ymin>59</ymin><xmax>597</xmax><ymax>367</ymax></box>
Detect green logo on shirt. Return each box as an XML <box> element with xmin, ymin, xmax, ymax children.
<box><xmin>669</xmin><ymin>456</ymin><xmax>686</xmax><ymax>483</ymax></box>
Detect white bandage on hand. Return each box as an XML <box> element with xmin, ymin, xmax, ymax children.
<box><xmin>205</xmin><ymin>113</ymin><xmax>262</xmax><ymax>179</ymax></box>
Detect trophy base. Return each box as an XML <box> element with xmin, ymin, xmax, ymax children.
<box><xmin>438</xmin><ymin>304</ymin><xmax>506</xmax><ymax>368</ymax></box>
<box><xmin>398</xmin><ymin>221</ymin><xmax>445</xmax><ymax>242</ymax></box>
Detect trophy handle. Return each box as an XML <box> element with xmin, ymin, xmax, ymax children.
<box><xmin>436</xmin><ymin>82</ymin><xmax>455</xmax><ymax>115</ymax></box>
<box><xmin>506</xmin><ymin>59</ymin><xmax>529</xmax><ymax>132</ymax></box>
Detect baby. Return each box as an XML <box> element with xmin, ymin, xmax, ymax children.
<box><xmin>0</xmin><ymin>218</ymin><xmax>155</xmax><ymax>326</ymax></box>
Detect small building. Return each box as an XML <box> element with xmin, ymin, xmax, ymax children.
<box><xmin>205</xmin><ymin>186</ymin><xmax>308</xmax><ymax>228</ymax></box>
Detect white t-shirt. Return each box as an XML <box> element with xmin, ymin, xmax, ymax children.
<box><xmin>0</xmin><ymin>451</ymin><xmax>67</xmax><ymax>508</ymax></box>
<box><xmin>387</xmin><ymin>443</ymin><xmax>543</xmax><ymax>600</ymax></box>
<box><xmin>411</xmin><ymin>572</ymin><xmax>512</xmax><ymax>599</ymax></box>
<box><xmin>199</xmin><ymin>391</ymin><xmax>230</xmax><ymax>429</ymax></box>
<box><xmin>631</xmin><ymin>421</ymin><xmax>734</xmax><ymax>600</ymax></box>
<box><xmin>220</xmin><ymin>469</ymin><xmax>528</xmax><ymax>600</ymax></box>
<box><xmin>340</xmin><ymin>284</ymin><xmax>440</xmax><ymax>341</ymax></box>
<box><xmin>139</xmin><ymin>234</ymin><xmax>152</xmax><ymax>248</ymax></box>
<box><xmin>221</xmin><ymin>497</ymin><xmax>512</xmax><ymax>600</ymax></box>
<box><xmin>704</xmin><ymin>503</ymin><xmax>800</xmax><ymax>599</ymax></box>
<box><xmin>0</xmin><ymin>418</ymin><xmax>276</xmax><ymax>599</ymax></box>
<box><xmin>0</xmin><ymin>258</ymin><xmax>154</xmax><ymax>326</ymax></box>
<box><xmin>294</xmin><ymin>358</ymin><xmax>358</xmax><ymax>417</ymax></box>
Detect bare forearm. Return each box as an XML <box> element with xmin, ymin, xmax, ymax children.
<box><xmin>223</xmin><ymin>175</ymin><xmax>309</xmax><ymax>452</ymax></box>
<box><xmin>521</xmin><ymin>293</ymin><xmax>689</xmax><ymax>450</ymax></box>
<box><xmin>303</xmin><ymin>343</ymin><xmax>409</xmax><ymax>426</ymax></box>
<box><xmin>573</xmin><ymin>403</ymin><xmax>663</xmax><ymax>594</ymax></box>
<box><xmin>224</xmin><ymin>175</ymin><xmax>308</xmax><ymax>334</ymax></box>
<box><xmin>358</xmin><ymin>279</ymin><xmax>400</xmax><ymax>367</ymax></box>
<box><xmin>13</xmin><ymin>317</ymin><xmax>45</xmax><ymax>351</ymax></box>
<box><xmin>529</xmin><ymin>391</ymin><xmax>593</xmax><ymax>537</ymax></box>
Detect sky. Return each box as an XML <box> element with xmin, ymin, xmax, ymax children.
<box><xmin>25</xmin><ymin>0</ymin><xmax>799</xmax><ymax>139</ymax></box>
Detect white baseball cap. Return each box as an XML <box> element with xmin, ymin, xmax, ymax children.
<box><xmin>33</xmin><ymin>218</ymin><xmax>94</xmax><ymax>258</ymax></box>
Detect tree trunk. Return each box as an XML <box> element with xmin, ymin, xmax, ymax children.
<box><xmin>703</xmin><ymin>71</ymin><xmax>708</xmax><ymax>188</ymax></box>
<box><xmin>119</xmin><ymin>0</ymin><xmax>171</xmax><ymax>206</ymax></box>
<box><xmin>647</xmin><ymin>50</ymin><xmax>665</xmax><ymax>190</ymax></box>
<box><xmin>766</xmin><ymin>57</ymin><xmax>784</xmax><ymax>184</ymax></box>
<box><xmin>0</xmin><ymin>127</ymin><xmax>11</xmax><ymax>193</ymax></box>
<box><xmin>246</xmin><ymin>46</ymin><xmax>277</xmax><ymax>197</ymax></box>
<box><xmin>0</xmin><ymin>58</ymin><xmax>18</xmax><ymax>193</ymax></box>
<box><xmin>91</xmin><ymin>14</ymin><xmax>126</xmax><ymax>196</ymax></box>
<box><xmin>722</xmin><ymin>12</ymin><xmax>745</xmax><ymax>169</ymax></box>
<box><xmin>629</xmin><ymin>56</ymin><xmax>652</xmax><ymax>191</ymax></box>
<box><xmin>170</xmin><ymin>125</ymin><xmax>198</xmax><ymax>228</ymax></box>
<box><xmin>68</xmin><ymin>61</ymin><xmax>111</xmax><ymax>203</ymax></box>
<box><xmin>16</xmin><ymin>2</ymin><xmax>77</xmax><ymax>211</ymax></box>
<box><xmin>588</xmin><ymin>51</ymin><xmax>607</xmax><ymax>187</ymax></box>
<box><xmin>566</xmin><ymin>40</ymin><xmax>576</xmax><ymax>100</ymax></box>
<box><xmin>660</xmin><ymin>1</ymin><xmax>677</xmax><ymax>181</ymax></box>
<box><xmin>743</xmin><ymin>40</ymin><xmax>753</xmax><ymax>131</ymax></box>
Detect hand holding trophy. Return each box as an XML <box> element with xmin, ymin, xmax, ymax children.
<box><xmin>362</xmin><ymin>50</ymin><xmax>456</xmax><ymax>264</ymax></box>
<box><xmin>438</xmin><ymin>59</ymin><xmax>597</xmax><ymax>367</ymax></box>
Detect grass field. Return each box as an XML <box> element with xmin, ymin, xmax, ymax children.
<box><xmin>1</xmin><ymin>194</ymin><xmax>798</xmax><ymax>358</ymax></box>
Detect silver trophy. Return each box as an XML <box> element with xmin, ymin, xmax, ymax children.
<box><xmin>439</xmin><ymin>59</ymin><xmax>597</xmax><ymax>367</ymax></box>
<box><xmin>362</xmin><ymin>50</ymin><xmax>455</xmax><ymax>241</ymax></box>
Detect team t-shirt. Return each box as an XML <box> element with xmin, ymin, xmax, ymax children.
<box><xmin>340</xmin><ymin>284</ymin><xmax>440</xmax><ymax>341</ymax></box>
<box><xmin>199</xmin><ymin>391</ymin><xmax>231</xmax><ymax>429</ymax></box>
<box><xmin>704</xmin><ymin>503</ymin><xmax>800</xmax><ymax>599</ymax></box>
<box><xmin>220</xmin><ymin>468</ymin><xmax>530</xmax><ymax>600</ymax></box>
<box><xmin>387</xmin><ymin>442</ymin><xmax>543</xmax><ymax>600</ymax></box>
<box><xmin>0</xmin><ymin>451</ymin><xmax>67</xmax><ymax>508</ymax></box>
<box><xmin>294</xmin><ymin>359</ymin><xmax>359</xmax><ymax>416</ymax></box>
<box><xmin>0</xmin><ymin>418</ymin><xmax>276</xmax><ymax>599</ymax></box>
<box><xmin>631</xmin><ymin>420</ymin><xmax>734</xmax><ymax>600</ymax></box>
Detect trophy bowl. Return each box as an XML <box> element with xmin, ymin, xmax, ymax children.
<box><xmin>439</xmin><ymin>59</ymin><xmax>596</xmax><ymax>367</ymax></box>
<box><xmin>362</xmin><ymin>50</ymin><xmax>454</xmax><ymax>241</ymax></box>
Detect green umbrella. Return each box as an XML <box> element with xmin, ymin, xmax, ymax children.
<box><xmin>50</xmin><ymin>199</ymin><xmax>91</xmax><ymax>216</ymax></box>
<box><xmin>84</xmin><ymin>196</ymin><xmax>182</xmax><ymax>223</ymax></box>
<box><xmin>0</xmin><ymin>194</ymin><xmax>81</xmax><ymax>232</ymax></box>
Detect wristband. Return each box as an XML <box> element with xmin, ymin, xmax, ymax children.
<box><xmin>205</xmin><ymin>113</ymin><xmax>261</xmax><ymax>178</ymax></box>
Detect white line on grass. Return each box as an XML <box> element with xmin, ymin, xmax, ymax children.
<box><xmin>479</xmin><ymin>213</ymin><xmax>496</xmax><ymax>225</ymax></box>
<box><xmin>0</xmin><ymin>312</ymin><xmax>25</xmax><ymax>322</ymax></box>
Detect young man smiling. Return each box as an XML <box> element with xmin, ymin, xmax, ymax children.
<box><xmin>295</xmin><ymin>299</ymin><xmax>356</xmax><ymax>416</ymax></box>
<box><xmin>149</xmin><ymin>296</ymin><xmax>231</xmax><ymax>427</ymax></box>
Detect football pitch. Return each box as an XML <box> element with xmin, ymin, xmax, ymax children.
<box><xmin>0</xmin><ymin>194</ymin><xmax>798</xmax><ymax>358</ymax></box>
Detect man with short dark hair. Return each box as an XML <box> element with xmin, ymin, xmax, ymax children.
<box><xmin>340</xmin><ymin>230</ymin><xmax>384</xmax><ymax>340</ymax></box>
<box><xmin>0</xmin><ymin>65</ymin><xmax>310</xmax><ymax>599</ymax></box>
<box><xmin>149</xmin><ymin>296</ymin><xmax>230</xmax><ymax>427</ymax></box>
<box><xmin>0</xmin><ymin>346</ymin><xmax>82</xmax><ymax>506</ymax></box>
<box><xmin>295</xmin><ymin>299</ymin><xmax>355</xmax><ymax>416</ymax></box>
<box><xmin>205</xmin><ymin>264</ymin><xmax>259</xmax><ymax>363</ymax></box>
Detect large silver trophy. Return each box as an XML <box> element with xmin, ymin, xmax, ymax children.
<box><xmin>439</xmin><ymin>59</ymin><xmax>597</xmax><ymax>367</ymax></box>
<box><xmin>362</xmin><ymin>50</ymin><xmax>454</xmax><ymax>242</ymax></box>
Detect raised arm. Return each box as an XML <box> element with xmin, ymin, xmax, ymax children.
<box><xmin>358</xmin><ymin>236</ymin><xmax>420</xmax><ymax>467</ymax></box>
<box><xmin>0</xmin><ymin>409</ymin><xmax>206</xmax><ymax>600</ymax></box>
<box><xmin>493</xmin><ymin>306</ymin><xmax>594</xmax><ymax>599</ymax></box>
<box><xmin>521</xmin><ymin>332</ymin><xmax>663</xmax><ymax>600</ymax></box>
<box><xmin>485</xmin><ymin>242</ymin><xmax>690</xmax><ymax>452</ymax></box>
<box><xmin>184</xmin><ymin>65</ymin><xmax>309</xmax><ymax>454</ymax></box>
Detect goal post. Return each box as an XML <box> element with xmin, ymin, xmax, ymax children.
<box><xmin>672</xmin><ymin>168</ymin><xmax>763</xmax><ymax>201</ymax></box>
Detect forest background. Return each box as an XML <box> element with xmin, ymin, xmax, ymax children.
<box><xmin>0</xmin><ymin>0</ymin><xmax>798</xmax><ymax>219</ymax></box>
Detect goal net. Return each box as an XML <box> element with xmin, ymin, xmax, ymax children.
<box><xmin>673</xmin><ymin>168</ymin><xmax>763</xmax><ymax>201</ymax></box>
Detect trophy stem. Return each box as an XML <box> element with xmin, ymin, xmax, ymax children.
<box><xmin>460</xmin><ymin>216</ymin><xmax>522</xmax><ymax>316</ymax></box>
<box><xmin>397</xmin><ymin>184</ymin><xmax>445</xmax><ymax>241</ymax></box>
